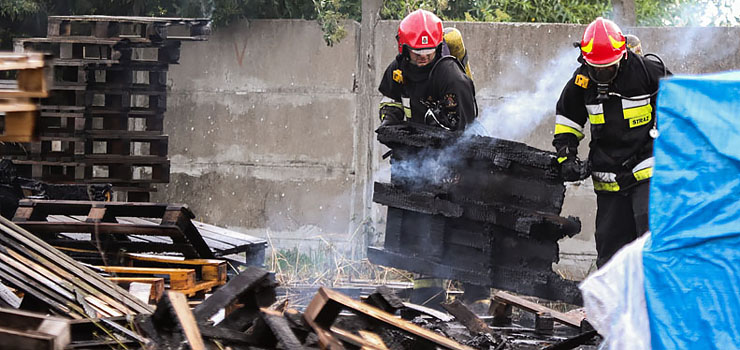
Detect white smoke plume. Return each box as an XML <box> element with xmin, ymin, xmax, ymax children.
<box><xmin>466</xmin><ymin>49</ymin><xmax>581</xmax><ymax>142</ymax></box>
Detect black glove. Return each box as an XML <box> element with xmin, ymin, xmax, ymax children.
<box><xmin>379</xmin><ymin>105</ymin><xmax>404</xmax><ymax>126</ymax></box>
<box><xmin>560</xmin><ymin>157</ymin><xmax>590</xmax><ymax>182</ymax></box>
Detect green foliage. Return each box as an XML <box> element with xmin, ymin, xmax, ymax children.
<box><xmin>0</xmin><ymin>0</ymin><xmax>40</xmax><ymax>19</ymax></box>
<box><xmin>380</xmin><ymin>0</ymin><xmax>610</xmax><ymax>23</ymax></box>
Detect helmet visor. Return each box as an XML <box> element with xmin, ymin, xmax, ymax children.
<box><xmin>587</xmin><ymin>61</ymin><xmax>620</xmax><ymax>84</ymax></box>
<box><xmin>410</xmin><ymin>48</ymin><xmax>436</xmax><ymax>55</ymax></box>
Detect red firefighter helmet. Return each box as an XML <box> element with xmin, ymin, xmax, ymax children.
<box><xmin>397</xmin><ymin>9</ymin><xmax>444</xmax><ymax>54</ymax></box>
<box><xmin>580</xmin><ymin>17</ymin><xmax>626</xmax><ymax>67</ymax></box>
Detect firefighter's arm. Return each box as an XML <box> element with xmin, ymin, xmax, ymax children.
<box><xmin>553</xmin><ymin>74</ymin><xmax>590</xmax><ymax>181</ymax></box>
<box><xmin>553</xmin><ymin>74</ymin><xmax>588</xmax><ymax>161</ymax></box>
<box><xmin>378</xmin><ymin>61</ymin><xmax>406</xmax><ymax>125</ymax></box>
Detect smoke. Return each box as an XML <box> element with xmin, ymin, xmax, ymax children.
<box><xmin>466</xmin><ymin>49</ymin><xmax>580</xmax><ymax>142</ymax></box>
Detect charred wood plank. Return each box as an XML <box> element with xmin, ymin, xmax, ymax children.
<box><xmin>363</xmin><ymin>286</ymin><xmax>404</xmax><ymax>314</ymax></box>
<box><xmin>193</xmin><ymin>266</ymin><xmax>275</xmax><ymax>326</ymax></box>
<box><xmin>441</xmin><ymin>299</ymin><xmax>492</xmax><ymax>335</ymax></box>
<box><xmin>259</xmin><ymin>308</ymin><xmax>305</xmax><ymax>350</ymax></box>
<box><xmin>304</xmin><ymin>287</ymin><xmax>473</xmax><ymax>350</ymax></box>
<box><xmin>138</xmin><ymin>291</ymin><xmax>205</xmax><ymax>350</ymax></box>
<box><xmin>492</xmin><ymin>291</ymin><xmax>583</xmax><ymax>328</ymax></box>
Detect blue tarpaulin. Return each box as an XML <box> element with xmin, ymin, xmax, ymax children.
<box><xmin>644</xmin><ymin>71</ymin><xmax>740</xmax><ymax>349</ymax></box>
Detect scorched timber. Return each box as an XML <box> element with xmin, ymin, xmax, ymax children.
<box><xmin>372</xmin><ymin>123</ymin><xmax>584</xmax><ymax>305</ymax></box>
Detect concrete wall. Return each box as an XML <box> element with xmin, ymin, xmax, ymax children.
<box><xmin>154</xmin><ymin>19</ymin><xmax>740</xmax><ymax>276</ymax></box>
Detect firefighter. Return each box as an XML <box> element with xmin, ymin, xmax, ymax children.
<box><xmin>377</xmin><ymin>9</ymin><xmax>484</xmax><ymax>310</ymax></box>
<box><xmin>377</xmin><ymin>9</ymin><xmax>477</xmax><ymax>131</ymax></box>
<box><xmin>553</xmin><ymin>17</ymin><xmax>670</xmax><ymax>267</ymax></box>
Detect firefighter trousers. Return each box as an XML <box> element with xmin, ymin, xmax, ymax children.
<box><xmin>594</xmin><ymin>181</ymin><xmax>650</xmax><ymax>268</ymax></box>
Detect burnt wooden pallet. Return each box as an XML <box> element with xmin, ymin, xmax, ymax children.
<box><xmin>47</xmin><ymin>15</ymin><xmax>211</xmax><ymax>42</ymax></box>
<box><xmin>12</xmin><ymin>199</ymin><xmax>214</xmax><ymax>259</ymax></box>
<box><xmin>304</xmin><ymin>287</ymin><xmax>474</xmax><ymax>350</ymax></box>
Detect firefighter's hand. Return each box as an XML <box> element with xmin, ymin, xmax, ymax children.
<box><xmin>560</xmin><ymin>157</ymin><xmax>590</xmax><ymax>182</ymax></box>
<box><xmin>379</xmin><ymin>105</ymin><xmax>404</xmax><ymax>126</ymax></box>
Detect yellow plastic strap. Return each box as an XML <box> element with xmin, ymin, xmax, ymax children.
<box><xmin>593</xmin><ymin>180</ymin><xmax>621</xmax><ymax>192</ymax></box>
<box><xmin>589</xmin><ymin>113</ymin><xmax>605</xmax><ymax>124</ymax></box>
<box><xmin>623</xmin><ymin>104</ymin><xmax>652</xmax><ymax>119</ymax></box>
<box><xmin>554</xmin><ymin>124</ymin><xmax>585</xmax><ymax>140</ymax></box>
<box><xmin>634</xmin><ymin>167</ymin><xmax>653</xmax><ymax>181</ymax></box>
<box><xmin>557</xmin><ymin>156</ymin><xmax>568</xmax><ymax>164</ymax></box>
<box><xmin>413</xmin><ymin>278</ymin><xmax>444</xmax><ymax>289</ymax></box>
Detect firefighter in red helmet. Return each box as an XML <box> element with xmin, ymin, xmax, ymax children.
<box><xmin>378</xmin><ymin>9</ymin><xmax>477</xmax><ymax>131</ymax></box>
<box><xmin>553</xmin><ymin>17</ymin><xmax>670</xmax><ymax>267</ymax></box>
<box><xmin>377</xmin><ymin>9</ymin><xmax>483</xmax><ymax>310</ymax></box>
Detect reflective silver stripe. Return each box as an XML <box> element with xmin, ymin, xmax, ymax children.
<box><xmin>555</xmin><ymin>115</ymin><xmax>583</xmax><ymax>133</ymax></box>
<box><xmin>592</xmin><ymin>171</ymin><xmax>617</xmax><ymax>182</ymax></box>
<box><xmin>586</xmin><ymin>104</ymin><xmax>603</xmax><ymax>115</ymax></box>
<box><xmin>402</xmin><ymin>97</ymin><xmax>411</xmax><ymax>108</ymax></box>
<box><xmin>622</xmin><ymin>95</ymin><xmax>651</xmax><ymax>109</ymax></box>
<box><xmin>632</xmin><ymin>157</ymin><xmax>655</xmax><ymax>173</ymax></box>
<box><xmin>380</xmin><ymin>96</ymin><xmax>398</xmax><ymax>104</ymax></box>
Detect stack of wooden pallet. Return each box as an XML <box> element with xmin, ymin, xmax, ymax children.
<box><xmin>11</xmin><ymin>16</ymin><xmax>210</xmax><ymax>201</ymax></box>
<box><xmin>0</xmin><ymin>52</ymin><xmax>48</xmax><ymax>142</ymax></box>
<box><xmin>10</xmin><ymin>199</ymin><xmax>267</xmax><ymax>300</ymax></box>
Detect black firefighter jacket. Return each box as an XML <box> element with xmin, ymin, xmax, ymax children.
<box><xmin>553</xmin><ymin>50</ymin><xmax>670</xmax><ymax>193</ymax></box>
<box><xmin>378</xmin><ymin>49</ymin><xmax>477</xmax><ymax>131</ymax></box>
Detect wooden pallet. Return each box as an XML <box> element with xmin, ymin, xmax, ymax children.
<box><xmin>12</xmin><ymin>199</ymin><xmax>214</xmax><ymax>259</ymax></box>
<box><xmin>0</xmin><ymin>52</ymin><xmax>49</xmax><ymax>142</ymax></box>
<box><xmin>47</xmin><ymin>15</ymin><xmax>211</xmax><ymax>42</ymax></box>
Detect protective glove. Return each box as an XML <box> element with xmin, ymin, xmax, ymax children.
<box><xmin>560</xmin><ymin>157</ymin><xmax>590</xmax><ymax>182</ymax></box>
<box><xmin>379</xmin><ymin>105</ymin><xmax>404</xmax><ymax>126</ymax></box>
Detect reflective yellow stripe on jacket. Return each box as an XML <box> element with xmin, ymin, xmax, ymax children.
<box><xmin>554</xmin><ymin>115</ymin><xmax>584</xmax><ymax>140</ymax></box>
<box><xmin>592</xmin><ymin>157</ymin><xmax>654</xmax><ymax>192</ymax></box>
<box><xmin>586</xmin><ymin>104</ymin><xmax>604</xmax><ymax>124</ymax></box>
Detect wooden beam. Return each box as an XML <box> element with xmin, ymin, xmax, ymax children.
<box><xmin>441</xmin><ymin>299</ymin><xmax>492</xmax><ymax>334</ymax></box>
<box><xmin>95</xmin><ymin>266</ymin><xmax>195</xmax><ymax>290</ymax></box>
<box><xmin>166</xmin><ymin>291</ymin><xmax>205</xmax><ymax>350</ymax></box>
<box><xmin>493</xmin><ymin>291</ymin><xmax>583</xmax><ymax>328</ymax></box>
<box><xmin>304</xmin><ymin>287</ymin><xmax>473</xmax><ymax>350</ymax></box>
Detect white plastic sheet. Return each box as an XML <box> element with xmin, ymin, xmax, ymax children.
<box><xmin>579</xmin><ymin>233</ymin><xmax>651</xmax><ymax>350</ymax></box>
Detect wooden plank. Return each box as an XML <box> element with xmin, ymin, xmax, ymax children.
<box><xmin>304</xmin><ymin>287</ymin><xmax>473</xmax><ymax>350</ymax></box>
<box><xmin>330</xmin><ymin>326</ymin><xmax>386</xmax><ymax>350</ymax></box>
<box><xmin>18</xmin><ymin>222</ymin><xmax>185</xmax><ymax>237</ymax></box>
<box><xmin>192</xmin><ymin>266</ymin><xmax>272</xmax><ymax>323</ymax></box>
<box><xmin>493</xmin><ymin>291</ymin><xmax>583</xmax><ymax>328</ymax></box>
<box><xmin>125</xmin><ymin>253</ymin><xmax>226</xmax><ymax>282</ymax></box>
<box><xmin>358</xmin><ymin>330</ymin><xmax>389</xmax><ymax>350</ymax></box>
<box><xmin>106</xmin><ymin>277</ymin><xmax>164</xmax><ymax>304</ymax></box>
<box><xmin>259</xmin><ymin>308</ymin><xmax>305</xmax><ymax>350</ymax></box>
<box><xmin>441</xmin><ymin>299</ymin><xmax>492</xmax><ymax>335</ymax></box>
<box><xmin>166</xmin><ymin>291</ymin><xmax>205</xmax><ymax>350</ymax></box>
<box><xmin>95</xmin><ymin>266</ymin><xmax>195</xmax><ymax>290</ymax></box>
<box><xmin>303</xmin><ymin>317</ymin><xmax>345</xmax><ymax>350</ymax></box>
